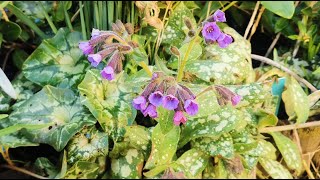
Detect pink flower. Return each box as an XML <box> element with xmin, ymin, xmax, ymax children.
<box><xmin>101</xmin><ymin>66</ymin><xmax>115</xmax><ymax>81</ymax></box>
<box><xmin>173</xmin><ymin>111</ymin><xmax>187</xmax><ymax>126</ymax></box>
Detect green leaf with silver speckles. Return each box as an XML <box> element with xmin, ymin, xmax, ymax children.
<box><xmin>78</xmin><ymin>70</ymin><xmax>136</xmax><ymax>141</ymax></box>
<box><xmin>258</xmin><ymin>157</ymin><xmax>293</xmax><ymax>179</ymax></box>
<box><xmin>23</xmin><ymin>28</ymin><xmax>90</xmax><ymax>89</ymax></box>
<box><xmin>161</xmin><ymin>2</ymin><xmax>197</xmax><ymax>47</ymax></box>
<box><xmin>144</xmin><ymin>124</ymin><xmax>180</xmax><ymax>170</ymax></box>
<box><xmin>258</xmin><ymin>139</ymin><xmax>277</xmax><ymax>160</ymax></box>
<box><xmin>124</xmin><ymin>125</ymin><xmax>152</xmax><ymax>159</ymax></box>
<box><xmin>282</xmin><ymin>75</ymin><xmax>309</xmax><ymax>124</ymax></box>
<box><xmin>8</xmin><ymin>85</ymin><xmax>96</xmax><ymax>151</ymax></box>
<box><xmin>192</xmin><ymin>133</ymin><xmax>234</xmax><ymax>159</ymax></box>
<box><xmin>202</xmin><ymin>160</ymin><xmax>216</xmax><ymax>179</ymax></box>
<box><xmin>171</xmin><ymin>148</ymin><xmax>209</xmax><ymax>178</ymax></box>
<box><xmin>185</xmin><ymin>27</ymin><xmax>254</xmax><ymax>85</ymax></box>
<box><xmin>156</xmin><ymin>106</ymin><xmax>175</xmax><ymax>134</ymax></box>
<box><xmin>66</xmin><ymin>126</ymin><xmax>108</xmax><ymax>164</ymax></box>
<box><xmin>14</xmin><ymin>1</ymin><xmax>53</xmax><ymax>20</ymax></box>
<box><xmin>63</xmin><ymin>161</ymin><xmax>100</xmax><ymax>179</ymax></box>
<box><xmin>269</xmin><ymin>132</ymin><xmax>303</xmax><ymax>173</ymax></box>
<box><xmin>110</xmin><ymin>148</ymin><xmax>144</xmax><ymax>179</ymax></box>
<box><xmin>179</xmin><ymin>106</ymin><xmax>245</xmax><ymax>148</ymax></box>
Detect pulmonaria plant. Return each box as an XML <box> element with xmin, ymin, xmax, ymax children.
<box><xmin>202</xmin><ymin>9</ymin><xmax>233</xmax><ymax>48</ymax></box>
<box><xmin>79</xmin><ymin>20</ymin><xmax>138</xmax><ymax>81</ymax></box>
<box><xmin>132</xmin><ymin>72</ymin><xmax>199</xmax><ymax>126</ymax></box>
<box><xmin>214</xmin><ymin>85</ymin><xmax>242</xmax><ymax>106</ymax></box>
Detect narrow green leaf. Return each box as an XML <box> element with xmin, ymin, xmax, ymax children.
<box><xmin>282</xmin><ymin>75</ymin><xmax>309</xmax><ymax>124</ymax></box>
<box><xmin>269</xmin><ymin>132</ymin><xmax>303</xmax><ymax>173</ymax></box>
<box><xmin>144</xmin><ymin>124</ymin><xmax>180</xmax><ymax>170</ymax></box>
<box><xmin>258</xmin><ymin>157</ymin><xmax>293</xmax><ymax>179</ymax></box>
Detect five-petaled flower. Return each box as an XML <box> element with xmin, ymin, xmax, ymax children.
<box><xmin>202</xmin><ymin>9</ymin><xmax>233</xmax><ymax>48</ymax></box>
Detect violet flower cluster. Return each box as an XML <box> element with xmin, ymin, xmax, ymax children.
<box><xmin>201</xmin><ymin>10</ymin><xmax>233</xmax><ymax>48</ymax></box>
<box><xmin>214</xmin><ymin>85</ymin><xmax>242</xmax><ymax>106</ymax></box>
<box><xmin>79</xmin><ymin>20</ymin><xmax>136</xmax><ymax>81</ymax></box>
<box><xmin>132</xmin><ymin>72</ymin><xmax>199</xmax><ymax>126</ymax></box>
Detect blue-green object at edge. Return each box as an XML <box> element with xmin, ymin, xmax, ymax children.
<box><xmin>271</xmin><ymin>77</ymin><xmax>286</xmax><ymax>116</ymax></box>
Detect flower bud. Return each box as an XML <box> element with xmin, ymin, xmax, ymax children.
<box><xmin>170</xmin><ymin>46</ymin><xmax>180</xmax><ymax>57</ymax></box>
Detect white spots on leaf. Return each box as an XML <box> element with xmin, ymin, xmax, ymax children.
<box><xmin>215</xmin><ymin>120</ymin><xmax>228</xmax><ymax>132</ymax></box>
<box><xmin>120</xmin><ymin>165</ymin><xmax>131</xmax><ymax>177</ymax></box>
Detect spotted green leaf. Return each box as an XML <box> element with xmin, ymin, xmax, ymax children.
<box><xmin>179</xmin><ymin>106</ymin><xmax>245</xmax><ymax>148</ymax></box>
<box><xmin>14</xmin><ymin>1</ymin><xmax>53</xmax><ymax>20</ymax></box>
<box><xmin>185</xmin><ymin>27</ymin><xmax>254</xmax><ymax>85</ymax></box>
<box><xmin>227</xmin><ymin>83</ymin><xmax>272</xmax><ymax>108</ymax></box>
<box><xmin>161</xmin><ymin>2</ymin><xmax>197</xmax><ymax>47</ymax></box>
<box><xmin>258</xmin><ymin>139</ymin><xmax>277</xmax><ymax>160</ymax></box>
<box><xmin>124</xmin><ymin>125</ymin><xmax>152</xmax><ymax>159</ymax></box>
<box><xmin>282</xmin><ymin>75</ymin><xmax>309</xmax><ymax>124</ymax></box>
<box><xmin>269</xmin><ymin>132</ymin><xmax>303</xmax><ymax>173</ymax></box>
<box><xmin>110</xmin><ymin>148</ymin><xmax>144</xmax><ymax>179</ymax></box>
<box><xmin>258</xmin><ymin>157</ymin><xmax>293</xmax><ymax>179</ymax></box>
<box><xmin>66</xmin><ymin>126</ymin><xmax>108</xmax><ymax>164</ymax></box>
<box><xmin>144</xmin><ymin>124</ymin><xmax>180</xmax><ymax>170</ymax></box>
<box><xmin>231</xmin><ymin>128</ymin><xmax>259</xmax><ymax>154</ymax></box>
<box><xmin>34</xmin><ymin>157</ymin><xmax>59</xmax><ymax>178</ymax></box>
<box><xmin>63</xmin><ymin>161</ymin><xmax>100</xmax><ymax>179</ymax></box>
<box><xmin>171</xmin><ymin>148</ymin><xmax>209</xmax><ymax>178</ymax></box>
<box><xmin>156</xmin><ymin>107</ymin><xmax>175</xmax><ymax>134</ymax></box>
<box><xmin>23</xmin><ymin>28</ymin><xmax>90</xmax><ymax>89</ymax></box>
<box><xmin>192</xmin><ymin>133</ymin><xmax>234</xmax><ymax>159</ymax></box>
<box><xmin>78</xmin><ymin>70</ymin><xmax>136</xmax><ymax>141</ymax></box>
<box><xmin>192</xmin><ymin>87</ymin><xmax>220</xmax><ymax>118</ymax></box>
<box><xmin>8</xmin><ymin>85</ymin><xmax>96</xmax><ymax>151</ymax></box>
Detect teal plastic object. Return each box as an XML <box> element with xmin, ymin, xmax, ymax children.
<box><xmin>271</xmin><ymin>77</ymin><xmax>286</xmax><ymax>116</ymax></box>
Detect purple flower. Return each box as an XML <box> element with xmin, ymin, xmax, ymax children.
<box><xmin>217</xmin><ymin>33</ymin><xmax>233</xmax><ymax>48</ymax></box>
<box><xmin>202</xmin><ymin>22</ymin><xmax>222</xmax><ymax>41</ymax></box>
<box><xmin>91</xmin><ymin>28</ymin><xmax>100</xmax><ymax>39</ymax></box>
<box><xmin>184</xmin><ymin>99</ymin><xmax>199</xmax><ymax>116</ymax></box>
<box><xmin>132</xmin><ymin>96</ymin><xmax>147</xmax><ymax>111</ymax></box>
<box><xmin>142</xmin><ymin>104</ymin><xmax>158</xmax><ymax>118</ymax></box>
<box><xmin>88</xmin><ymin>54</ymin><xmax>102</xmax><ymax>67</ymax></box>
<box><xmin>101</xmin><ymin>66</ymin><xmax>115</xmax><ymax>81</ymax></box>
<box><xmin>173</xmin><ymin>111</ymin><xmax>187</xmax><ymax>126</ymax></box>
<box><xmin>148</xmin><ymin>91</ymin><xmax>164</xmax><ymax>107</ymax></box>
<box><xmin>79</xmin><ymin>42</ymin><xmax>94</xmax><ymax>55</ymax></box>
<box><xmin>231</xmin><ymin>95</ymin><xmax>242</xmax><ymax>106</ymax></box>
<box><xmin>213</xmin><ymin>10</ymin><xmax>226</xmax><ymax>22</ymax></box>
<box><xmin>163</xmin><ymin>94</ymin><xmax>179</xmax><ymax>110</ymax></box>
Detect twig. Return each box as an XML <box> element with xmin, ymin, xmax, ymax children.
<box><xmin>71</xmin><ymin>4</ymin><xmax>84</xmax><ymax>23</ymax></box>
<box><xmin>251</xmin><ymin>54</ymin><xmax>318</xmax><ymax>92</ymax></box>
<box><xmin>248</xmin><ymin>6</ymin><xmax>265</xmax><ymax>41</ymax></box>
<box><xmin>244</xmin><ymin>1</ymin><xmax>260</xmax><ymax>39</ymax></box>
<box><xmin>1</xmin><ymin>164</ymin><xmax>49</xmax><ymax>179</ymax></box>
<box><xmin>221</xmin><ymin>1</ymin><xmax>238</xmax><ymax>12</ymax></box>
<box><xmin>260</xmin><ymin>120</ymin><xmax>320</xmax><ymax>133</ymax></box>
<box><xmin>311</xmin><ymin>160</ymin><xmax>320</xmax><ymax>178</ymax></box>
<box><xmin>260</xmin><ymin>32</ymin><xmax>281</xmax><ymax>67</ymax></box>
<box><xmin>2</xmin><ymin>48</ymin><xmax>14</xmax><ymax>71</ymax></box>
<box><xmin>265</xmin><ymin>32</ymin><xmax>281</xmax><ymax>58</ymax></box>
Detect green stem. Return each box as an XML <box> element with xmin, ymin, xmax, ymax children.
<box><xmin>63</xmin><ymin>1</ymin><xmax>73</xmax><ymax>31</ymax></box>
<box><xmin>84</xmin><ymin>1</ymin><xmax>91</xmax><ymax>38</ymax></box>
<box><xmin>107</xmin><ymin>1</ymin><xmax>114</xmax><ymax>29</ymax></box>
<box><xmin>221</xmin><ymin>1</ymin><xmax>238</xmax><ymax>12</ymax></box>
<box><xmin>98</xmin><ymin>1</ymin><xmax>103</xmax><ymax>29</ymax></box>
<box><xmin>79</xmin><ymin>1</ymin><xmax>87</xmax><ymax>40</ymax></box>
<box><xmin>6</xmin><ymin>3</ymin><xmax>47</xmax><ymax>39</ymax></box>
<box><xmin>94</xmin><ymin>1</ymin><xmax>100</xmax><ymax>29</ymax></box>
<box><xmin>176</xmin><ymin>29</ymin><xmax>201</xmax><ymax>82</ymax></box>
<box><xmin>39</xmin><ymin>2</ymin><xmax>57</xmax><ymax>34</ymax></box>
<box><xmin>139</xmin><ymin>61</ymin><xmax>153</xmax><ymax>77</ymax></box>
<box><xmin>102</xmin><ymin>1</ymin><xmax>107</xmax><ymax>30</ymax></box>
<box><xmin>206</xmin><ymin>1</ymin><xmax>212</xmax><ymax>19</ymax></box>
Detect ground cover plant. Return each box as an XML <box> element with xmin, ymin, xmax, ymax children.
<box><xmin>0</xmin><ymin>1</ymin><xmax>320</xmax><ymax>179</ymax></box>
